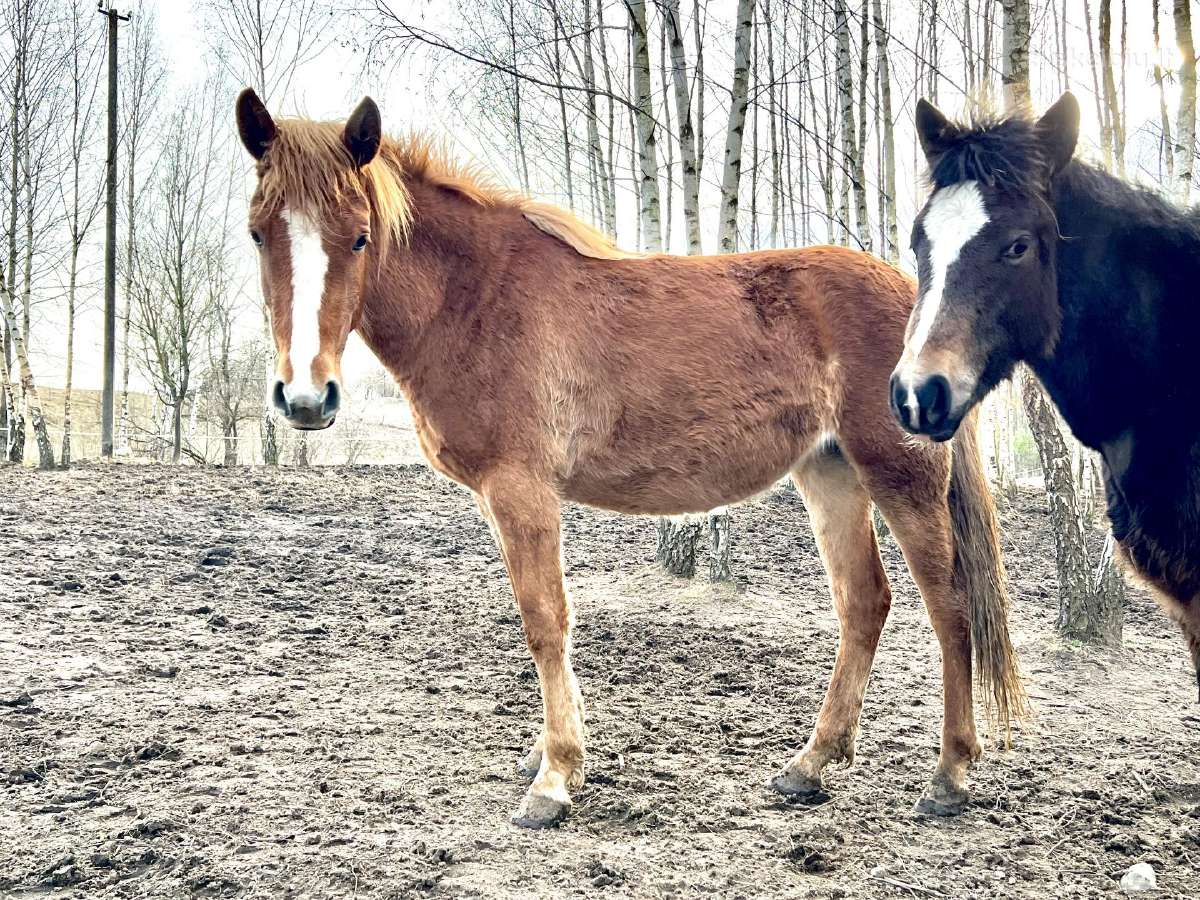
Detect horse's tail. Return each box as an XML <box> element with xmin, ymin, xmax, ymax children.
<box><xmin>949</xmin><ymin>410</ymin><xmax>1027</xmax><ymax>739</ymax></box>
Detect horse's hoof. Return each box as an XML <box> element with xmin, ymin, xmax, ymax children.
<box><xmin>768</xmin><ymin>768</ymin><xmax>824</xmax><ymax>798</ymax></box>
<box><xmin>914</xmin><ymin>775</ymin><xmax>968</xmax><ymax>816</ymax></box>
<box><xmin>516</xmin><ymin>745</ymin><xmax>543</xmax><ymax>779</ymax></box>
<box><xmin>511</xmin><ymin>789</ymin><xmax>571</xmax><ymax>829</ymax></box>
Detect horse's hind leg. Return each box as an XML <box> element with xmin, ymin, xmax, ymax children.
<box><xmin>770</xmin><ymin>448</ymin><xmax>892</xmax><ymax>796</ymax></box>
<box><xmin>477</xmin><ymin>470</ymin><xmax>585</xmax><ymax>828</ymax></box>
<box><xmin>867</xmin><ymin>473</ymin><xmax>981</xmax><ymax>815</ymax></box>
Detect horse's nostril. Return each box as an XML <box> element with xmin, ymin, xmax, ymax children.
<box><xmin>271</xmin><ymin>380</ymin><xmax>291</xmax><ymax>417</ymax></box>
<box><xmin>888</xmin><ymin>373</ymin><xmax>905</xmax><ymax>425</ymax></box>
<box><xmin>916</xmin><ymin>374</ymin><xmax>951</xmax><ymax>430</ymax></box>
<box><xmin>322</xmin><ymin>381</ymin><xmax>341</xmax><ymax>417</ymax></box>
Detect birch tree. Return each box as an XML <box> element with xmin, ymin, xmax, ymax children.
<box><xmin>716</xmin><ymin>0</ymin><xmax>753</xmax><ymax>254</ymax></box>
<box><xmin>58</xmin><ymin>1</ymin><xmax>105</xmax><ymax>468</ymax></box>
<box><xmin>833</xmin><ymin>0</ymin><xmax>855</xmax><ymax>246</ymax></box>
<box><xmin>873</xmin><ymin>0</ymin><xmax>898</xmax><ymax>262</ymax></box>
<box><xmin>1176</xmin><ymin>0</ymin><xmax>1196</xmax><ymax>202</ymax></box>
<box><xmin>628</xmin><ymin>0</ymin><xmax>663</xmax><ymax>251</ymax></box>
<box><xmin>1153</xmin><ymin>0</ymin><xmax>1174</xmax><ymax>181</ymax></box>
<box><xmin>662</xmin><ymin>0</ymin><xmax>701</xmax><ymax>254</ymax></box>
<box><xmin>1000</xmin><ymin>0</ymin><xmax>1031</xmax><ymax>109</ymax></box>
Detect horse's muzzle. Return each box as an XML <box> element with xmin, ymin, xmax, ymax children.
<box><xmin>889</xmin><ymin>371</ymin><xmax>961</xmax><ymax>442</ymax></box>
<box><xmin>273</xmin><ymin>379</ymin><xmax>340</xmax><ymax>430</ymax></box>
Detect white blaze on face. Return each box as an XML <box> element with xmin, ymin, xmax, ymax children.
<box><xmin>899</xmin><ymin>180</ymin><xmax>990</xmax><ymax>420</ymax></box>
<box><xmin>908</xmin><ymin>180</ymin><xmax>990</xmax><ymax>359</ymax></box>
<box><xmin>281</xmin><ymin>207</ymin><xmax>328</xmax><ymax>400</ymax></box>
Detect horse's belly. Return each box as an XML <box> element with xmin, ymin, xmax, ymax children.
<box><xmin>560</xmin><ymin>417</ymin><xmax>819</xmax><ymax>516</ymax></box>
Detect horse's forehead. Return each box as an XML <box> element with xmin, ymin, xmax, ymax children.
<box><xmin>918</xmin><ymin>181</ymin><xmax>991</xmax><ymax>266</ymax></box>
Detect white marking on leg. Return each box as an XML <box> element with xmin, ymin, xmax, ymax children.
<box><xmin>908</xmin><ymin>181</ymin><xmax>989</xmax><ymax>359</ymax></box>
<box><xmin>282</xmin><ymin>207</ymin><xmax>328</xmax><ymax>400</ymax></box>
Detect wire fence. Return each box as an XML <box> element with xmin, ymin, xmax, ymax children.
<box><xmin>0</xmin><ymin>423</ymin><xmax>426</xmax><ymax>467</ymax></box>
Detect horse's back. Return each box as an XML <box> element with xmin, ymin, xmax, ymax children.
<box><xmin>550</xmin><ymin>245</ymin><xmax>918</xmax><ymax>514</ymax></box>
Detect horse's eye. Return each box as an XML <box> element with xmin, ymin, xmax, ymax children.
<box><xmin>250</xmin><ymin>229</ymin><xmax>263</xmax><ymax>246</ymax></box>
<box><xmin>352</xmin><ymin>233</ymin><xmax>369</xmax><ymax>252</ymax></box>
<box><xmin>1003</xmin><ymin>239</ymin><xmax>1029</xmax><ymax>260</ymax></box>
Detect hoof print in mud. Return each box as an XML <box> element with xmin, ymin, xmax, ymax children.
<box><xmin>511</xmin><ymin>792</ymin><xmax>571</xmax><ymax>829</ymax></box>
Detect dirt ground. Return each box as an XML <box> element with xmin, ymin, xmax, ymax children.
<box><xmin>2</xmin><ymin>463</ymin><xmax>1198</xmax><ymax>899</ymax></box>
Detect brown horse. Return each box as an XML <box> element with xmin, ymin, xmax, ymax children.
<box><xmin>235</xmin><ymin>89</ymin><xmax>1024</xmax><ymax>828</ymax></box>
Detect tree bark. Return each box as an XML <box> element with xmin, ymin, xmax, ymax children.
<box><xmin>717</xmin><ymin>0</ymin><xmax>753</xmax><ymax>253</ymax></box>
<box><xmin>581</xmin><ymin>0</ymin><xmax>614</xmax><ymax>235</ymax></box>
<box><xmin>0</xmin><ymin>277</ymin><xmax>52</xmax><ymax>468</ymax></box>
<box><xmin>1098</xmin><ymin>0</ymin><xmax>1125</xmax><ymax>176</ymax></box>
<box><xmin>664</xmin><ymin>0</ymin><xmax>702</xmax><ymax>254</ymax></box>
<box><xmin>1153</xmin><ymin>0</ymin><xmax>1174</xmax><ymax>181</ymax></box>
<box><xmin>656</xmin><ymin>516</ymin><xmax>704</xmax><ymax>577</ymax></box>
<box><xmin>1176</xmin><ymin>0</ymin><xmax>1196</xmax><ymax>202</ymax></box>
<box><xmin>1000</xmin><ymin>0</ymin><xmax>1031</xmax><ymax>109</ymax></box>
<box><xmin>628</xmin><ymin>0</ymin><xmax>663</xmax><ymax>251</ymax></box>
<box><xmin>873</xmin><ymin>0</ymin><xmax>898</xmax><ymax>262</ymax></box>
<box><xmin>834</xmin><ymin>0</ymin><xmax>854</xmax><ymax>246</ymax></box>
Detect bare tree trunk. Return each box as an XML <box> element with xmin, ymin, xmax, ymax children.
<box><xmin>0</xmin><ymin>278</ymin><xmax>52</xmax><ymax>468</ymax></box>
<box><xmin>1176</xmin><ymin>0</ymin><xmax>1196</xmax><ymax>202</ymax></box>
<box><xmin>659</xmin><ymin>21</ymin><xmax>674</xmax><ymax>252</ymax></box>
<box><xmin>1000</xmin><ymin>0</ymin><xmax>1124</xmax><ymax>644</ymax></box>
<box><xmin>853</xmin><ymin>0</ymin><xmax>870</xmax><ymax>252</ymax></box>
<box><xmin>1099</xmin><ymin>0</ymin><xmax>1125</xmax><ymax>176</ymax></box>
<box><xmin>834</xmin><ymin>0</ymin><xmax>854</xmax><ymax>246</ymax></box>
<box><xmin>507</xmin><ymin>0</ymin><xmax>531</xmax><ymax>192</ymax></box>
<box><xmin>62</xmin><ymin>248</ymin><xmax>78</xmax><ymax>468</ymax></box>
<box><xmin>664</xmin><ymin>0</ymin><xmax>702</xmax><ymax>254</ymax></box>
<box><xmin>628</xmin><ymin>0</ymin><xmax>663</xmax><ymax>251</ymax></box>
<box><xmin>873</xmin><ymin>0</ymin><xmax>898</xmax><ymax>262</ymax></box>
<box><xmin>1154</xmin><ymin>0</ymin><xmax>1175</xmax><ymax>181</ymax></box>
<box><xmin>717</xmin><ymin>0</ymin><xmax>754</xmax><ymax>253</ymax></box>
<box><xmin>657</xmin><ymin>517</ymin><xmax>704</xmax><ymax>577</ymax></box>
<box><xmin>224</xmin><ymin>422</ymin><xmax>238</xmax><ymax>466</ymax></box>
<box><xmin>1000</xmin><ymin>0</ymin><xmax>1031</xmax><ymax>109</ymax></box>
<box><xmin>1023</xmin><ymin>378</ymin><xmax>1123</xmax><ymax>644</ymax></box>
<box><xmin>763</xmin><ymin>0</ymin><xmax>779</xmax><ymax>249</ymax></box>
<box><xmin>693</xmin><ymin>0</ymin><xmax>705</xmax><ymax>182</ymax></box>
<box><xmin>548</xmin><ymin>0</ymin><xmax>574</xmax><ymax>211</ymax></box>
<box><xmin>581</xmin><ymin>0</ymin><xmax>614</xmax><ymax>235</ymax></box>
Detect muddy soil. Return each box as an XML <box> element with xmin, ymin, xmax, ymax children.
<box><xmin>1</xmin><ymin>464</ymin><xmax>1198</xmax><ymax>899</ymax></box>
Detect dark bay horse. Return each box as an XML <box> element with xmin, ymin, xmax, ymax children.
<box><xmin>235</xmin><ymin>89</ymin><xmax>1023</xmax><ymax>827</ymax></box>
<box><xmin>891</xmin><ymin>92</ymin><xmax>1200</xmax><ymax>696</ymax></box>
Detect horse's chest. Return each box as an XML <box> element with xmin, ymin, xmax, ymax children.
<box><xmin>406</xmin><ymin>401</ymin><xmax>491</xmax><ymax>492</ymax></box>
<box><xmin>1105</xmin><ymin>450</ymin><xmax>1200</xmax><ymax>605</ymax></box>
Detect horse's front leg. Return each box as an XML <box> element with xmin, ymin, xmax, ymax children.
<box><xmin>478</xmin><ymin>470</ymin><xmax>585</xmax><ymax>828</ymax></box>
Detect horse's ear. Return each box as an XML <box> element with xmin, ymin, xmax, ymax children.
<box><xmin>915</xmin><ymin>98</ymin><xmax>961</xmax><ymax>165</ymax></box>
<box><xmin>236</xmin><ymin>88</ymin><xmax>276</xmax><ymax>160</ymax></box>
<box><xmin>343</xmin><ymin>96</ymin><xmax>381</xmax><ymax>167</ymax></box>
<box><xmin>1035</xmin><ymin>91</ymin><xmax>1080</xmax><ymax>175</ymax></box>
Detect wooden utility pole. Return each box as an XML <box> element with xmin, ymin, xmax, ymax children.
<box><xmin>98</xmin><ymin>2</ymin><xmax>129</xmax><ymax>459</ymax></box>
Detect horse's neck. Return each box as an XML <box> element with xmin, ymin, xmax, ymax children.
<box><xmin>357</xmin><ymin>182</ymin><xmax>506</xmax><ymax>382</ymax></box>
<box><xmin>1037</xmin><ymin>166</ymin><xmax>1183</xmax><ymax>446</ymax></box>
<box><xmin>1040</xmin><ymin>163</ymin><xmax>1200</xmax><ymax>492</ymax></box>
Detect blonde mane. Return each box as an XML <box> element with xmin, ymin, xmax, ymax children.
<box><xmin>261</xmin><ymin>120</ymin><xmax>636</xmax><ymax>261</ymax></box>
<box><xmin>393</xmin><ymin>135</ymin><xmax>639</xmax><ymax>260</ymax></box>
<box><xmin>259</xmin><ymin>118</ymin><xmax>412</xmax><ymax>254</ymax></box>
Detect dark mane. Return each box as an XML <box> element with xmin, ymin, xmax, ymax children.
<box><xmin>929</xmin><ymin>114</ymin><xmax>1049</xmax><ymax>195</ymax></box>
<box><xmin>1056</xmin><ymin>159</ymin><xmax>1200</xmax><ymax>256</ymax></box>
